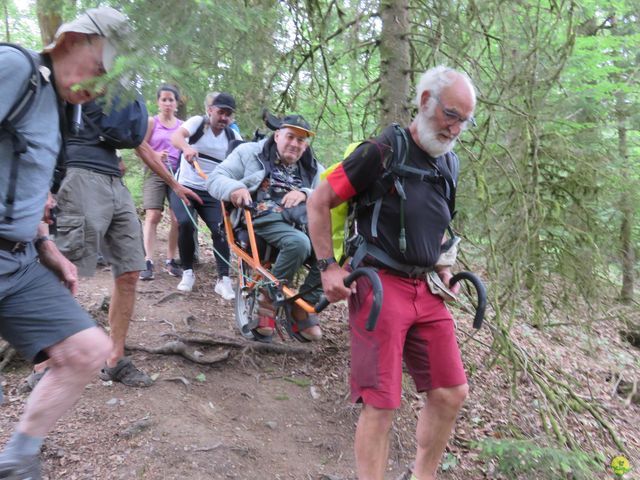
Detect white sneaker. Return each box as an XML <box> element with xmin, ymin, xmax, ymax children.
<box><xmin>177</xmin><ymin>269</ymin><xmax>195</xmax><ymax>292</ymax></box>
<box><xmin>214</xmin><ymin>276</ymin><xmax>235</xmax><ymax>300</ymax></box>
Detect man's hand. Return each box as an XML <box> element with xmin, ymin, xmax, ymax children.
<box><xmin>42</xmin><ymin>193</ymin><xmax>56</xmax><ymax>225</ymax></box>
<box><xmin>173</xmin><ymin>184</ymin><xmax>203</xmax><ymax>207</ymax></box>
<box><xmin>38</xmin><ymin>240</ymin><xmax>80</xmax><ymax>295</ymax></box>
<box><xmin>320</xmin><ymin>264</ymin><xmax>354</xmax><ymax>303</ymax></box>
<box><xmin>437</xmin><ymin>267</ymin><xmax>461</xmax><ymax>294</ymax></box>
<box><xmin>230</xmin><ymin>188</ymin><xmax>252</xmax><ymax>208</ymax></box>
<box><xmin>183</xmin><ymin>145</ymin><xmax>198</xmax><ymax>163</ymax></box>
<box><xmin>281</xmin><ymin>190</ymin><xmax>306</xmax><ymax>209</ymax></box>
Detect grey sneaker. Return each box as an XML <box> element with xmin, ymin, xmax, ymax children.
<box><xmin>164</xmin><ymin>259</ymin><xmax>183</xmax><ymax>277</ymax></box>
<box><xmin>139</xmin><ymin>260</ymin><xmax>154</xmax><ymax>281</ymax></box>
<box><xmin>19</xmin><ymin>368</ymin><xmax>49</xmax><ymax>394</ymax></box>
<box><xmin>99</xmin><ymin>357</ymin><xmax>153</xmax><ymax>387</ymax></box>
<box><xmin>0</xmin><ymin>453</ymin><xmax>42</xmax><ymax>480</ymax></box>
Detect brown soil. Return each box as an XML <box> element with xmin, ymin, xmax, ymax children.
<box><xmin>1</xmin><ymin>226</ymin><xmax>639</xmax><ymax>479</ymax></box>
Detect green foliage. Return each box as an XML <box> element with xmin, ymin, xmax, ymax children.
<box><xmin>121</xmin><ymin>150</ymin><xmax>145</xmax><ymax>207</ymax></box>
<box><xmin>475</xmin><ymin>438</ymin><xmax>605</xmax><ymax>479</ymax></box>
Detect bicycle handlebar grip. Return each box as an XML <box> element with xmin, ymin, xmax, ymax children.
<box><xmin>314</xmin><ymin>297</ymin><xmax>330</xmax><ymax>313</ymax></box>
<box><xmin>314</xmin><ymin>267</ymin><xmax>383</xmax><ymax>332</ymax></box>
<box><xmin>449</xmin><ymin>271</ymin><xmax>486</xmax><ymax>329</ymax></box>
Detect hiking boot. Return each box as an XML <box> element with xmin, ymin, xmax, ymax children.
<box><xmin>214</xmin><ymin>276</ymin><xmax>235</xmax><ymax>300</ymax></box>
<box><xmin>19</xmin><ymin>368</ymin><xmax>49</xmax><ymax>393</ymax></box>
<box><xmin>164</xmin><ymin>259</ymin><xmax>183</xmax><ymax>277</ymax></box>
<box><xmin>139</xmin><ymin>260</ymin><xmax>154</xmax><ymax>281</ymax></box>
<box><xmin>0</xmin><ymin>453</ymin><xmax>42</xmax><ymax>480</ymax></box>
<box><xmin>99</xmin><ymin>357</ymin><xmax>153</xmax><ymax>387</ymax></box>
<box><xmin>177</xmin><ymin>269</ymin><xmax>195</xmax><ymax>292</ymax></box>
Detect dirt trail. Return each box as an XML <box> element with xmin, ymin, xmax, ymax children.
<box><xmin>1</xmin><ymin>229</ymin><xmax>639</xmax><ymax>479</ymax></box>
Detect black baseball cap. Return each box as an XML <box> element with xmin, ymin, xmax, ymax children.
<box><xmin>212</xmin><ymin>92</ymin><xmax>236</xmax><ymax>112</ymax></box>
<box><xmin>279</xmin><ymin>114</ymin><xmax>315</xmax><ymax>137</ymax></box>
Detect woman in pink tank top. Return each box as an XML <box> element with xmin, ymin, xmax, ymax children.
<box><xmin>139</xmin><ymin>85</ymin><xmax>184</xmax><ymax>281</ymax></box>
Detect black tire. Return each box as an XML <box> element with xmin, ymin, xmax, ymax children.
<box><xmin>234</xmin><ymin>261</ymin><xmax>257</xmax><ymax>340</ymax></box>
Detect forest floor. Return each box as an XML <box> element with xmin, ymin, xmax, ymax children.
<box><xmin>1</xmin><ymin>225</ymin><xmax>639</xmax><ymax>480</ymax></box>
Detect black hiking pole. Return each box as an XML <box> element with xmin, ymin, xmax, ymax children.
<box><xmin>314</xmin><ymin>267</ymin><xmax>383</xmax><ymax>332</ymax></box>
<box><xmin>449</xmin><ymin>271</ymin><xmax>487</xmax><ymax>329</ymax></box>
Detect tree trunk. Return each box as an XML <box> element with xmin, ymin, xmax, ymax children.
<box><xmin>36</xmin><ymin>0</ymin><xmax>67</xmax><ymax>47</ymax></box>
<box><xmin>378</xmin><ymin>0</ymin><xmax>411</xmax><ymax>128</ymax></box>
<box><xmin>618</xmin><ymin>94</ymin><xmax>634</xmax><ymax>303</ymax></box>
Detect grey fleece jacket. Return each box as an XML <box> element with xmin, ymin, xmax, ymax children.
<box><xmin>206</xmin><ymin>137</ymin><xmax>324</xmax><ymax>202</ymax></box>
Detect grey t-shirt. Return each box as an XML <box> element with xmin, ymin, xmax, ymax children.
<box><xmin>0</xmin><ymin>46</ymin><xmax>60</xmax><ymax>243</ymax></box>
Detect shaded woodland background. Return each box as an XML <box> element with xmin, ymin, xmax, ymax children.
<box><xmin>2</xmin><ymin>0</ymin><xmax>640</xmax><ymax>477</ymax></box>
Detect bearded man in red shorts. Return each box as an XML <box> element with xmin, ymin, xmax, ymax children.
<box><xmin>307</xmin><ymin>66</ymin><xmax>476</xmax><ymax>480</ymax></box>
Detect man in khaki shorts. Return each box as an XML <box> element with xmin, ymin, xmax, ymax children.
<box><xmin>55</xmin><ymin>97</ymin><xmax>199</xmax><ymax>387</ymax></box>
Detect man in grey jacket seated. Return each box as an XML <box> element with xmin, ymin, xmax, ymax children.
<box><xmin>207</xmin><ymin>115</ymin><xmax>323</xmax><ymax>341</ymax></box>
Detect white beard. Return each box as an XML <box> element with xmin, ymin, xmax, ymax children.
<box><xmin>415</xmin><ymin>107</ymin><xmax>457</xmax><ymax>158</ymax></box>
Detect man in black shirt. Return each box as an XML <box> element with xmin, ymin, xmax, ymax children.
<box><xmin>55</xmin><ymin>98</ymin><xmax>199</xmax><ymax>387</ymax></box>
<box><xmin>308</xmin><ymin>66</ymin><xmax>476</xmax><ymax>480</ymax></box>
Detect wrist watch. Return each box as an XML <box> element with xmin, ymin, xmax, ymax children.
<box><xmin>34</xmin><ymin>235</ymin><xmax>51</xmax><ymax>250</ymax></box>
<box><xmin>317</xmin><ymin>256</ymin><xmax>337</xmax><ymax>272</ymax></box>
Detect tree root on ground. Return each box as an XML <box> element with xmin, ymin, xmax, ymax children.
<box><xmin>126</xmin><ymin>340</ymin><xmax>231</xmax><ymax>365</ymax></box>
<box><xmin>126</xmin><ymin>332</ymin><xmax>313</xmax><ymax>365</ymax></box>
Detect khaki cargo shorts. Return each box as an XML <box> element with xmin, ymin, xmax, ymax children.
<box><xmin>55</xmin><ymin>167</ymin><xmax>146</xmax><ymax>278</ymax></box>
<box><xmin>142</xmin><ymin>169</ymin><xmax>171</xmax><ymax>211</ymax></box>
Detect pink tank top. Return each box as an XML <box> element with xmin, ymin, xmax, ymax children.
<box><xmin>148</xmin><ymin>115</ymin><xmax>183</xmax><ymax>171</ymax></box>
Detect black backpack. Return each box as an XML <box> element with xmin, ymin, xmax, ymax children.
<box><xmin>85</xmin><ymin>95</ymin><xmax>149</xmax><ymax>149</ymax></box>
<box><xmin>346</xmin><ymin>124</ymin><xmax>459</xmax><ymax>273</ymax></box>
<box><xmin>1</xmin><ymin>43</ymin><xmax>46</xmax><ymax>223</ymax></box>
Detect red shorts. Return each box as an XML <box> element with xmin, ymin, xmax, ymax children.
<box><xmin>348</xmin><ymin>270</ymin><xmax>467</xmax><ymax>409</ymax></box>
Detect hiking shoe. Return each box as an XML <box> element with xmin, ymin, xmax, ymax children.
<box><xmin>214</xmin><ymin>276</ymin><xmax>235</xmax><ymax>300</ymax></box>
<box><xmin>96</xmin><ymin>252</ymin><xmax>109</xmax><ymax>267</ymax></box>
<box><xmin>164</xmin><ymin>259</ymin><xmax>183</xmax><ymax>277</ymax></box>
<box><xmin>99</xmin><ymin>357</ymin><xmax>153</xmax><ymax>387</ymax></box>
<box><xmin>139</xmin><ymin>260</ymin><xmax>154</xmax><ymax>281</ymax></box>
<box><xmin>0</xmin><ymin>453</ymin><xmax>42</xmax><ymax>480</ymax></box>
<box><xmin>19</xmin><ymin>368</ymin><xmax>49</xmax><ymax>393</ymax></box>
<box><xmin>177</xmin><ymin>269</ymin><xmax>195</xmax><ymax>292</ymax></box>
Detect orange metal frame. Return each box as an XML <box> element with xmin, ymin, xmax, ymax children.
<box><xmin>192</xmin><ymin>159</ymin><xmax>317</xmax><ymax>314</ymax></box>
<box><xmin>221</xmin><ymin>202</ymin><xmax>317</xmax><ymax>314</ymax></box>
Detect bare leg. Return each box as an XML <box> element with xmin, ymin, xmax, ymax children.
<box><xmin>167</xmin><ymin>210</ymin><xmax>179</xmax><ymax>260</ymax></box>
<box><xmin>413</xmin><ymin>385</ymin><xmax>468</xmax><ymax>480</ymax></box>
<box><xmin>142</xmin><ymin>209</ymin><xmax>162</xmax><ymax>262</ymax></box>
<box><xmin>107</xmin><ymin>271</ymin><xmax>138</xmax><ymax>367</ymax></box>
<box><xmin>355</xmin><ymin>404</ymin><xmax>394</xmax><ymax>480</ymax></box>
<box><xmin>17</xmin><ymin>327</ymin><xmax>111</xmax><ymax>437</ymax></box>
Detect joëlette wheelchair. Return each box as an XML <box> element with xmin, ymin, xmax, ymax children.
<box><xmin>220</xmin><ymin>202</ymin><xmax>384</xmax><ymax>342</ymax></box>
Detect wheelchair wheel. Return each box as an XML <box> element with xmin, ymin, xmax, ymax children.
<box><xmin>234</xmin><ymin>261</ymin><xmax>258</xmax><ymax>340</ymax></box>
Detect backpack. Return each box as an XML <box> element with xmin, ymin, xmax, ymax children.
<box><xmin>188</xmin><ymin>115</ymin><xmax>237</xmax><ymax>163</ymax></box>
<box><xmin>83</xmin><ymin>95</ymin><xmax>149</xmax><ymax>149</ymax></box>
<box><xmin>1</xmin><ymin>43</ymin><xmax>44</xmax><ymax>223</ymax></box>
<box><xmin>323</xmin><ymin>124</ymin><xmax>458</xmax><ymax>270</ymax></box>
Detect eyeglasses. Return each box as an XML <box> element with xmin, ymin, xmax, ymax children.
<box><xmin>434</xmin><ymin>96</ymin><xmax>476</xmax><ymax>129</ymax></box>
